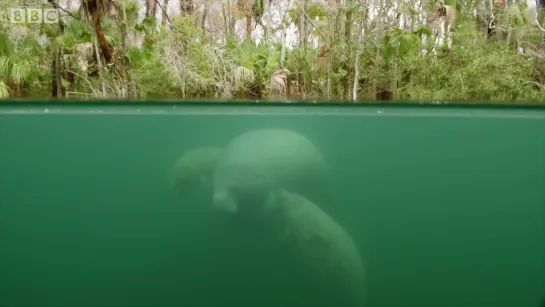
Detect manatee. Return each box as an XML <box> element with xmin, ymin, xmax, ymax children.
<box><xmin>267</xmin><ymin>189</ymin><xmax>365</xmax><ymax>307</ymax></box>
<box><xmin>211</xmin><ymin>129</ymin><xmax>365</xmax><ymax>307</ymax></box>
<box><xmin>168</xmin><ymin>146</ymin><xmax>245</xmax><ymax>306</ymax></box>
<box><xmin>169</xmin><ymin>147</ymin><xmax>224</xmax><ymax>194</ymax></box>
<box><xmin>168</xmin><ymin>147</ymin><xmax>224</xmax><ymax>210</ymax></box>
<box><xmin>212</xmin><ymin>188</ymin><xmax>365</xmax><ymax>307</ymax></box>
<box><xmin>212</xmin><ymin>128</ymin><xmax>328</xmax><ymax>215</ymax></box>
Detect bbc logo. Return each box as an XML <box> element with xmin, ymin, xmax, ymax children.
<box><xmin>8</xmin><ymin>8</ymin><xmax>59</xmax><ymax>24</ymax></box>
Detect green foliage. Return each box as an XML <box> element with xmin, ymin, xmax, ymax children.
<box><xmin>57</xmin><ymin>19</ymin><xmax>93</xmax><ymax>51</ymax></box>
<box><xmin>399</xmin><ymin>40</ymin><xmax>540</xmax><ymax>100</ymax></box>
<box><xmin>252</xmin><ymin>0</ymin><xmax>265</xmax><ymax>18</ymax></box>
<box><xmin>287</xmin><ymin>7</ymin><xmax>300</xmax><ymax>25</ymax></box>
<box><xmin>149</xmin><ymin>16</ymin><xmax>235</xmax><ymax>97</ymax></box>
<box><xmin>101</xmin><ymin>17</ymin><xmax>119</xmax><ymax>45</ymax></box>
<box><xmin>129</xmin><ymin>47</ymin><xmax>179</xmax><ymax>97</ymax></box>
<box><xmin>136</xmin><ymin>16</ymin><xmax>157</xmax><ymax>33</ymax></box>
<box><xmin>381</xmin><ymin>28</ymin><xmax>421</xmax><ymax>69</ymax></box>
<box><xmin>125</xmin><ymin>0</ymin><xmax>140</xmax><ymax>23</ymax></box>
<box><xmin>2</xmin><ymin>0</ymin><xmax>545</xmax><ymax>102</ymax></box>
<box><xmin>307</xmin><ymin>3</ymin><xmax>328</xmax><ymax>19</ymax></box>
<box><xmin>288</xmin><ymin>2</ymin><xmax>328</xmax><ymax>26</ymax></box>
<box><xmin>227</xmin><ymin>39</ymin><xmax>281</xmax><ymax>91</ymax></box>
<box><xmin>0</xmin><ymin>32</ymin><xmax>10</xmax><ymax>55</ymax></box>
<box><xmin>0</xmin><ymin>31</ymin><xmax>47</xmax><ymax>90</ymax></box>
<box><xmin>0</xmin><ymin>81</ymin><xmax>9</xmax><ymax>98</ymax></box>
<box><xmin>444</xmin><ymin>0</ymin><xmax>464</xmax><ymax>26</ymax></box>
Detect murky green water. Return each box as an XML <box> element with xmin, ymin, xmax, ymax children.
<box><xmin>1</xmin><ymin>103</ymin><xmax>544</xmax><ymax>307</ymax></box>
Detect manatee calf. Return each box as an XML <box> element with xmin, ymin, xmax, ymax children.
<box><xmin>212</xmin><ymin>129</ymin><xmax>365</xmax><ymax>307</ymax></box>
<box><xmin>168</xmin><ymin>147</ymin><xmax>224</xmax><ymax>201</ymax></box>
<box><xmin>168</xmin><ymin>146</ymin><xmax>244</xmax><ymax>306</ymax></box>
<box><xmin>167</xmin><ymin>146</ymin><xmax>229</xmax><ymax>221</ymax></box>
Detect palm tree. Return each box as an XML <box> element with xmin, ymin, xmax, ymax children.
<box><xmin>0</xmin><ymin>32</ymin><xmax>45</xmax><ymax>97</ymax></box>
<box><xmin>80</xmin><ymin>0</ymin><xmax>115</xmax><ymax>63</ymax></box>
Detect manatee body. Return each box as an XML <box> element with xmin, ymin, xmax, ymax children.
<box><xmin>211</xmin><ymin>129</ymin><xmax>364</xmax><ymax>307</ymax></box>
<box><xmin>268</xmin><ymin>189</ymin><xmax>365</xmax><ymax>307</ymax></box>
<box><xmin>212</xmin><ymin>128</ymin><xmax>327</xmax><ymax>215</ymax></box>
<box><xmin>210</xmin><ymin>187</ymin><xmax>365</xmax><ymax>307</ymax></box>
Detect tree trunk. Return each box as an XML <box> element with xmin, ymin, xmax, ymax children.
<box><xmin>342</xmin><ymin>0</ymin><xmax>354</xmax><ymax>99</ymax></box>
<box><xmin>477</xmin><ymin>0</ymin><xmax>489</xmax><ymax>37</ymax></box>
<box><xmin>162</xmin><ymin>0</ymin><xmax>169</xmax><ymax>26</ymax></box>
<box><xmin>229</xmin><ymin>0</ymin><xmax>236</xmax><ymax>36</ymax></box>
<box><xmin>344</xmin><ymin>0</ymin><xmax>353</xmax><ymax>43</ymax></box>
<box><xmin>117</xmin><ymin>0</ymin><xmax>137</xmax><ymax>98</ymax></box>
<box><xmin>245</xmin><ymin>14</ymin><xmax>252</xmax><ymax>39</ymax></box>
<box><xmin>119</xmin><ymin>1</ymin><xmax>129</xmax><ymax>48</ymax></box>
<box><xmin>94</xmin><ymin>36</ymin><xmax>107</xmax><ymax>96</ymax></box>
<box><xmin>94</xmin><ymin>13</ymin><xmax>112</xmax><ymax>63</ymax></box>
<box><xmin>146</xmin><ymin>0</ymin><xmax>157</xmax><ymax>18</ymax></box>
<box><xmin>237</xmin><ymin>0</ymin><xmax>252</xmax><ymax>40</ymax></box>
<box><xmin>373</xmin><ymin>2</ymin><xmax>384</xmax><ymax>100</ymax></box>
<box><xmin>538</xmin><ymin>0</ymin><xmax>545</xmax><ymax>22</ymax></box>
<box><xmin>54</xmin><ymin>48</ymin><xmax>63</xmax><ymax>97</ymax></box>
<box><xmin>353</xmin><ymin>21</ymin><xmax>365</xmax><ymax>101</ymax></box>
<box><xmin>202</xmin><ymin>4</ymin><xmax>209</xmax><ymax>32</ymax></box>
<box><xmin>299</xmin><ymin>0</ymin><xmax>308</xmax><ymax>47</ymax></box>
<box><xmin>47</xmin><ymin>0</ymin><xmax>65</xmax><ymax>97</ymax></box>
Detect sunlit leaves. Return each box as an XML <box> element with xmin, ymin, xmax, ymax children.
<box><xmin>0</xmin><ymin>31</ymin><xmax>42</xmax><ymax>88</ymax></box>
<box><xmin>379</xmin><ymin>28</ymin><xmax>420</xmax><ymax>69</ymax></box>
<box><xmin>0</xmin><ymin>55</ymin><xmax>32</xmax><ymax>86</ymax></box>
<box><xmin>227</xmin><ymin>39</ymin><xmax>282</xmax><ymax>90</ymax></box>
<box><xmin>399</xmin><ymin>41</ymin><xmax>538</xmax><ymax>101</ymax></box>
<box><xmin>0</xmin><ymin>81</ymin><xmax>9</xmax><ymax>98</ymax></box>
<box><xmin>58</xmin><ymin>19</ymin><xmax>93</xmax><ymax>50</ymax></box>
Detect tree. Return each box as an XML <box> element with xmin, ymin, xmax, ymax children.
<box><xmin>81</xmin><ymin>0</ymin><xmax>115</xmax><ymax>63</ymax></box>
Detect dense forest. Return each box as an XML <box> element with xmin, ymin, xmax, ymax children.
<box><xmin>1</xmin><ymin>0</ymin><xmax>545</xmax><ymax>101</ymax></box>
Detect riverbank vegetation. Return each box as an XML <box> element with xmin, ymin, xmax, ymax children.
<box><xmin>1</xmin><ymin>0</ymin><xmax>545</xmax><ymax>102</ymax></box>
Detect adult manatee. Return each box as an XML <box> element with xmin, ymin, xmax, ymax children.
<box><xmin>269</xmin><ymin>188</ymin><xmax>365</xmax><ymax>307</ymax></box>
<box><xmin>212</xmin><ymin>128</ymin><xmax>328</xmax><ymax>215</ymax></box>
<box><xmin>211</xmin><ymin>129</ymin><xmax>365</xmax><ymax>307</ymax></box>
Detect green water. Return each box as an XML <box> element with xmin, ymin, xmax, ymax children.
<box><xmin>0</xmin><ymin>104</ymin><xmax>544</xmax><ymax>307</ymax></box>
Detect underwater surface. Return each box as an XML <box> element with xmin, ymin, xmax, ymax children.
<box><xmin>0</xmin><ymin>104</ymin><xmax>544</xmax><ymax>307</ymax></box>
